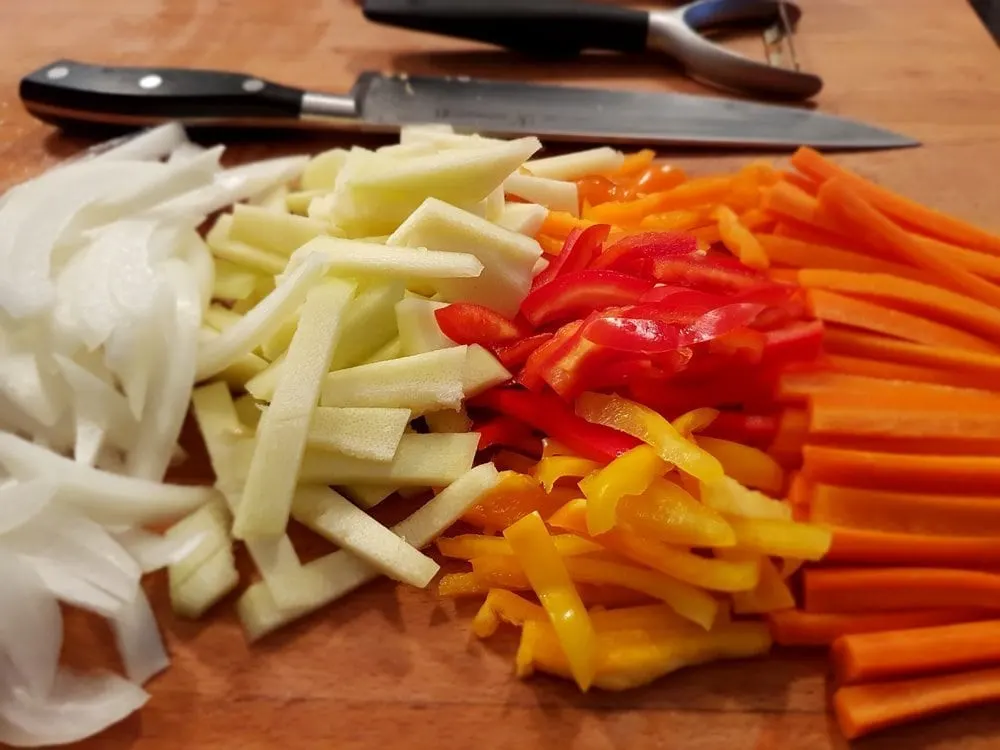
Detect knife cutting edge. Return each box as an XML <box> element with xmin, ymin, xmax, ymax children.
<box><xmin>19</xmin><ymin>60</ymin><xmax>919</xmax><ymax>151</ymax></box>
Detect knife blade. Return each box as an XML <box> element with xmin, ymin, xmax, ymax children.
<box><xmin>19</xmin><ymin>60</ymin><xmax>918</xmax><ymax>151</ymax></box>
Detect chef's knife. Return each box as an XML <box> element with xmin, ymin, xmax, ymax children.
<box><xmin>20</xmin><ymin>60</ymin><xmax>918</xmax><ymax>150</ymax></box>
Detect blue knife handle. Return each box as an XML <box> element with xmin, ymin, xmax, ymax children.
<box><xmin>363</xmin><ymin>0</ymin><xmax>650</xmax><ymax>57</ymax></box>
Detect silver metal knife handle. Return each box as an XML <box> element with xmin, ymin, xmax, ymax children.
<box><xmin>300</xmin><ymin>92</ymin><xmax>358</xmax><ymax>121</ymax></box>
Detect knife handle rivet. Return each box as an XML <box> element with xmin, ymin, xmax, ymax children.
<box><xmin>242</xmin><ymin>78</ymin><xmax>265</xmax><ymax>93</ymax></box>
<box><xmin>138</xmin><ymin>74</ymin><xmax>163</xmax><ymax>90</ymax></box>
<box><xmin>46</xmin><ymin>66</ymin><xmax>69</xmax><ymax>80</ymax></box>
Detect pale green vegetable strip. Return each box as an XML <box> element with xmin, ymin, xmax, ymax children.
<box><xmin>463</xmin><ymin>345</ymin><xmax>512</xmax><ymax>397</ymax></box>
<box><xmin>341</xmin><ymin>484</ymin><xmax>397</xmax><ymax>510</ymax></box>
<box><xmin>497</xmin><ymin>202</ymin><xmax>549</xmax><ymax>237</ymax></box>
<box><xmin>290</xmin><ymin>237</ymin><xmax>483</xmax><ymax>280</ymax></box>
<box><xmin>363</xmin><ymin>337</ymin><xmax>402</xmax><ymax>365</ymax></box>
<box><xmin>286</xmin><ymin>190</ymin><xmax>326</xmax><ymax>216</ymax></box>
<box><xmin>260</xmin><ymin>313</ymin><xmax>300</xmax><ymax>361</ymax></box>
<box><xmin>301</xmin><ymin>148</ymin><xmax>349</xmax><ymax>191</ymax></box>
<box><xmin>251</xmin><ymin>182</ymin><xmax>290</xmax><ymax>213</ymax></box>
<box><xmin>396</xmin><ymin>297</ymin><xmax>455</xmax><ymax>356</ymax></box>
<box><xmin>164</xmin><ymin>499</ymin><xmax>231</xmax><ymax>587</ymax></box>
<box><xmin>523</xmin><ymin>147</ymin><xmax>624</xmax><ymax>181</ymax></box>
<box><xmin>330</xmin><ymin>281</ymin><xmax>404</xmax><ymax>369</ymax></box>
<box><xmin>169</xmin><ymin>544</ymin><xmax>239</xmax><ymax>619</ymax></box>
<box><xmin>203</xmin><ymin>304</ymin><xmax>244</xmax><ymax>332</ymax></box>
<box><xmin>244</xmin><ymin>352</ymin><xmax>285</xmax><ymax>401</ymax></box>
<box><xmin>320</xmin><ymin>346</ymin><xmax>467</xmax><ymax>412</ymax></box>
<box><xmin>206</xmin><ymin>214</ymin><xmax>287</xmax><ymax>275</ymax></box>
<box><xmin>233</xmin><ymin>394</ymin><xmax>263</xmax><ymax>429</ymax></box>
<box><xmin>195</xmin><ymin>253</ymin><xmax>327</xmax><ymax>380</ymax></box>
<box><xmin>212</xmin><ymin>259</ymin><xmax>260</xmax><ymax>301</ymax></box>
<box><xmin>307</xmin><ymin>406</ymin><xmax>410</xmax><ymax>462</ymax></box>
<box><xmin>503</xmin><ymin>173</ymin><xmax>579</xmax><ymax>217</ymax></box>
<box><xmin>237</xmin><ymin>463</ymin><xmax>500</xmax><ymax>641</ymax></box>
<box><xmin>191</xmin><ymin>382</ymin><xmax>310</xmax><ymax>607</ymax></box>
<box><xmin>290</xmin><ymin>486</ymin><xmax>438</xmax><ymax>587</ymax></box>
<box><xmin>233</xmin><ymin>278</ymin><xmax>356</xmax><ymax>538</ymax></box>
<box><xmin>230</xmin><ymin>204</ymin><xmax>327</xmax><ymax>256</ymax></box>
<box><xmin>424</xmin><ymin>409</ymin><xmax>472</xmax><ymax>434</ymax></box>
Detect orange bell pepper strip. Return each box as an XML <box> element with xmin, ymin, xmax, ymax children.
<box><xmin>671</xmin><ymin>407</ymin><xmax>719</xmax><ymax>438</ymax></box>
<box><xmin>549</xmin><ymin>499</ymin><xmax>759</xmax><ymax>593</ymax></box>
<box><xmin>584</xmin><ymin>176</ymin><xmax>734</xmax><ymax>225</ymax></box>
<box><xmin>694</xmin><ymin>436</ymin><xmax>785</xmax><ymax>494</ymax></box>
<box><xmin>437</xmin><ymin>533</ymin><xmax>604</xmax><ymax>561</ymax></box>
<box><xmin>533</xmin><ymin>455</ymin><xmax>601</xmax><ymax>493</ymax></box>
<box><xmin>575</xmin><ymin>392</ymin><xmax>724</xmax><ymax>483</ymax></box>
<box><xmin>539</xmin><ymin>211</ymin><xmax>603</xmax><ymax>240</ymax></box>
<box><xmin>519</xmin><ymin>619</ymin><xmax>772</xmax><ymax>690</ymax></box>
<box><xmin>615</xmin><ymin>480</ymin><xmax>736</xmax><ymax>547</ymax></box>
<box><xmin>504</xmin><ymin>512</ymin><xmax>598</xmax><ymax>691</ymax></box>
<box><xmin>791</xmin><ymin>146</ymin><xmax>1000</xmax><ymax>257</ymax></box>
<box><xmin>699</xmin><ymin>476</ymin><xmax>792</xmax><ymax>520</ymax></box>
<box><xmin>491</xmin><ymin>450</ymin><xmax>538</xmax><ymax>474</ymax></box>
<box><xmin>714</xmin><ymin>205</ymin><xmax>769</xmax><ymax>270</ymax></box>
<box><xmin>807</xmin><ymin>289</ymin><xmax>999</xmax><ymax>354</ymax></box>
<box><xmin>616</xmin><ymin>149</ymin><xmax>657</xmax><ymax>177</ymax></box>
<box><xmin>461</xmin><ymin>471</ymin><xmax>567</xmax><ymax>531</ymax></box>
<box><xmin>638</xmin><ymin>209</ymin><xmax>709</xmax><ymax>232</ymax></box>
<box><xmin>725</xmin><ymin>515</ymin><xmax>832</xmax><ymax>561</ymax></box>
<box><xmin>717</xmin><ymin>551</ymin><xmax>795</xmax><ymax>614</ymax></box>
<box><xmin>472</xmin><ymin>589</ymin><xmax>547</xmax><ymax>638</ymax></box>
<box><xmin>579</xmin><ymin>444</ymin><xmax>667</xmax><ymax>535</ymax></box>
<box><xmin>438</xmin><ymin>572</ymin><xmax>491</xmax><ymax>598</ymax></box>
<box><xmin>589</xmin><ymin>603</ymin><xmax>706</xmax><ymax>633</ymax></box>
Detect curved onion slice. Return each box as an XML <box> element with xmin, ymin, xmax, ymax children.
<box><xmin>0</xmin><ymin>550</ymin><xmax>61</xmax><ymax>699</ymax></box>
<box><xmin>88</xmin><ymin>122</ymin><xmax>189</xmax><ymax>164</ymax></box>
<box><xmin>110</xmin><ymin>589</ymin><xmax>168</xmax><ymax>685</ymax></box>
<box><xmin>113</xmin><ymin>527</ymin><xmax>207</xmax><ymax>573</ymax></box>
<box><xmin>0</xmin><ymin>480</ymin><xmax>56</xmax><ymax>535</ymax></box>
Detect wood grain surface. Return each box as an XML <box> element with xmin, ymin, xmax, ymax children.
<box><xmin>2</xmin><ymin>1</ymin><xmax>1000</xmax><ymax>748</ymax></box>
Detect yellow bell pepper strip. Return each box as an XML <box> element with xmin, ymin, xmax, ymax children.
<box><xmin>503</xmin><ymin>511</ymin><xmax>598</xmax><ymax>691</ymax></box>
<box><xmin>470</xmin><ymin>553</ymin><xmax>719</xmax><ymax>630</ymax></box>
<box><xmin>492</xmin><ymin>450</ymin><xmax>538</xmax><ymax>475</ymax></box>
<box><xmin>515</xmin><ymin>620</ymin><xmax>543</xmax><ymax>678</ymax></box>
<box><xmin>472</xmin><ymin>589</ymin><xmax>547</xmax><ymax>638</ymax></box>
<box><xmin>437</xmin><ymin>572</ymin><xmax>491</xmax><ymax>598</ymax></box>
<box><xmin>520</xmin><ymin>619</ymin><xmax>773</xmax><ymax>690</ymax></box>
<box><xmin>671</xmin><ymin>407</ymin><xmax>720</xmax><ymax>438</ymax></box>
<box><xmin>695</xmin><ymin>436</ymin><xmax>785</xmax><ymax>494</ymax></box>
<box><xmin>437</xmin><ymin>533</ymin><xmax>604</xmax><ymax>561</ymax></box>
<box><xmin>461</xmin><ymin>471</ymin><xmax>567</xmax><ymax>532</ymax></box>
<box><xmin>534</xmin><ymin>456</ymin><xmax>601</xmax><ymax>493</ymax></box>
<box><xmin>589</xmin><ymin>603</ymin><xmax>702</xmax><ymax>633</ymax></box>
<box><xmin>579</xmin><ymin>444</ymin><xmax>668</xmax><ymax>535</ymax></box>
<box><xmin>714</xmin><ymin>204</ymin><xmax>770</xmax><ymax>270</ymax></box>
<box><xmin>576</xmin><ymin>392</ymin><xmax>724</xmax><ymax>483</ymax></box>
<box><xmin>541</xmin><ymin>438</ymin><xmax>576</xmax><ymax>458</ymax></box>
<box><xmin>725</xmin><ymin>515</ymin><xmax>833</xmax><ymax>560</ymax></box>
<box><xmin>731</xmin><ymin>557</ymin><xmax>796</xmax><ymax>614</ymax></box>
<box><xmin>550</xmin><ymin>503</ymin><xmax>759</xmax><ymax>593</ymax></box>
<box><xmin>617</xmin><ymin>479</ymin><xmax>737</xmax><ymax>547</ymax></box>
<box><xmin>699</xmin><ymin>476</ymin><xmax>792</xmax><ymax>520</ymax></box>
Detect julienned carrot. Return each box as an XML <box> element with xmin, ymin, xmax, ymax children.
<box><xmin>792</xmin><ymin>146</ymin><xmax>1000</xmax><ymax>257</ymax></box>
<box><xmin>767</xmin><ymin>408</ymin><xmax>808</xmax><ymax>467</ymax></box>
<box><xmin>714</xmin><ymin>205</ymin><xmax>768</xmax><ymax>269</ymax></box>
<box><xmin>778</xmin><ymin>169</ymin><xmax>819</xmax><ymax>196</ymax></box>
<box><xmin>824</xmin><ymin>354</ymin><xmax>1000</xmax><ymax>391</ymax></box>
<box><xmin>806</xmin><ymin>289</ymin><xmax>999</xmax><ymax>354</ymax></box>
<box><xmin>824</xmin><ymin>527</ymin><xmax>1000</xmax><ymax>567</ymax></box>
<box><xmin>832</xmin><ymin>620</ymin><xmax>1000</xmax><ymax>685</ymax></box>
<box><xmin>799</xmin><ymin>269</ymin><xmax>1000</xmax><ymax>342</ymax></box>
<box><xmin>804</xmin><ymin>568</ymin><xmax>1000</xmax><ymax>613</ymax></box>
<box><xmin>773</xmin><ymin>217</ymin><xmax>859</xmax><ymax>249</ymax></box>
<box><xmin>809</xmin><ymin>484</ymin><xmax>1000</xmax><ymax>538</ymax></box>
<box><xmin>809</xmin><ymin>395</ymin><xmax>1000</xmax><ymax>440</ymax></box>
<box><xmin>768</xmin><ymin>608</ymin><xmax>990</xmax><ymax>647</ymax></box>
<box><xmin>761</xmin><ymin>181</ymin><xmax>843</xmax><ymax>234</ymax></box>
<box><xmin>777</xmin><ymin>370</ymin><xmax>1000</xmax><ymax>407</ymax></box>
<box><xmin>822</xmin><ymin>327</ymin><xmax>1000</xmax><ymax>377</ymax></box>
<box><xmin>758</xmin><ymin>234</ymin><xmax>930</xmax><ymax>281</ymax></box>
<box><xmin>818</xmin><ymin>178</ymin><xmax>1000</xmax><ymax>310</ymax></box>
<box><xmin>834</xmin><ymin>666</ymin><xmax>1000</xmax><ymax>740</ymax></box>
<box><xmin>802</xmin><ymin>445</ymin><xmax>1000</xmax><ymax>493</ymax></box>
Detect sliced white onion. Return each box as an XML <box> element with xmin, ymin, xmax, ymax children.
<box><xmin>113</xmin><ymin>527</ymin><xmax>207</xmax><ymax>573</ymax></box>
<box><xmin>0</xmin><ymin>480</ymin><xmax>56</xmax><ymax>535</ymax></box>
<box><xmin>0</xmin><ymin>354</ymin><xmax>66</xmax><ymax>428</ymax></box>
<box><xmin>0</xmin><ymin>669</ymin><xmax>148</xmax><ymax>748</ymax></box>
<box><xmin>53</xmin><ymin>354</ymin><xmax>136</xmax><ymax>465</ymax></box>
<box><xmin>110</xmin><ymin>589</ymin><xmax>169</xmax><ymax>685</ymax></box>
<box><xmin>0</xmin><ymin>550</ymin><xmax>61</xmax><ymax>699</ymax></box>
<box><xmin>88</xmin><ymin>122</ymin><xmax>190</xmax><ymax>164</ymax></box>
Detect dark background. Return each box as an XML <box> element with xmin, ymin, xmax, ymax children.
<box><xmin>970</xmin><ymin>0</ymin><xmax>1000</xmax><ymax>37</ymax></box>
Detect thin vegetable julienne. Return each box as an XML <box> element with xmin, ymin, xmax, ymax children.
<box><xmin>503</xmin><ymin>512</ymin><xmax>597</xmax><ymax>691</ymax></box>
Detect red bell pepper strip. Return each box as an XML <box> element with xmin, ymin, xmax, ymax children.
<box><xmin>648</xmin><ymin>254</ymin><xmax>771</xmax><ymax>295</ymax></box>
<box><xmin>520</xmin><ymin>319</ymin><xmax>584</xmax><ymax>391</ymax></box>
<box><xmin>532</xmin><ymin>224</ymin><xmax>611</xmax><ymax>289</ymax></box>
<box><xmin>574</xmin><ymin>350</ymin><xmax>692</xmax><ymax>394</ymax></box>
<box><xmin>434</xmin><ymin>304</ymin><xmax>531</xmax><ymax>348</ymax></box>
<box><xmin>590</xmin><ymin>232</ymin><xmax>698</xmax><ymax>275</ymax></box>
<box><xmin>703</xmin><ymin>412</ymin><xmax>781</xmax><ymax>448</ymax></box>
<box><xmin>475</xmin><ymin>415</ymin><xmax>538</xmax><ymax>452</ymax></box>
<box><xmin>759</xmin><ymin>320</ymin><xmax>824</xmax><ymax>366</ymax></box>
<box><xmin>535</xmin><ymin>312</ymin><xmax>622</xmax><ymax>399</ymax></box>
<box><xmin>470</xmin><ymin>388</ymin><xmax>639</xmax><ymax>463</ymax></box>
<box><xmin>496</xmin><ymin>333</ymin><xmax>553</xmax><ymax>370</ymax></box>
<box><xmin>520</xmin><ymin>269</ymin><xmax>654</xmax><ymax>327</ymax></box>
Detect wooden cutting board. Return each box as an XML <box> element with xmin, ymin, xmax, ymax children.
<box><xmin>2</xmin><ymin>1</ymin><xmax>1000</xmax><ymax>747</ymax></box>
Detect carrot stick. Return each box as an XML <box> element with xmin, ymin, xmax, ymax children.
<box><xmin>792</xmin><ymin>146</ymin><xmax>1000</xmax><ymax>257</ymax></box>
<box><xmin>809</xmin><ymin>394</ymin><xmax>1000</xmax><ymax>440</ymax></box>
<box><xmin>833</xmin><ymin>666</ymin><xmax>1000</xmax><ymax>740</ymax></box>
<box><xmin>822</xmin><ymin>327</ymin><xmax>1000</xmax><ymax>377</ymax></box>
<box><xmin>834</xmin><ymin>620</ymin><xmax>1000</xmax><ymax>685</ymax></box>
<box><xmin>806</xmin><ymin>289</ymin><xmax>999</xmax><ymax>354</ymax></box>
<box><xmin>804</xmin><ymin>568</ymin><xmax>1000</xmax><ymax>613</ymax></box>
<box><xmin>768</xmin><ymin>608</ymin><xmax>990</xmax><ymax>647</ymax></box>
<box><xmin>818</xmin><ymin>178</ymin><xmax>1000</xmax><ymax>310</ymax></box>
<box><xmin>802</xmin><ymin>445</ymin><xmax>1000</xmax><ymax>493</ymax></box>
<box><xmin>758</xmin><ymin>234</ymin><xmax>931</xmax><ymax>281</ymax></box>
<box><xmin>825</xmin><ymin>527</ymin><xmax>1000</xmax><ymax>567</ymax></box>
<box><xmin>761</xmin><ymin>181</ymin><xmax>843</xmax><ymax>233</ymax></box>
<box><xmin>777</xmin><ymin>370</ymin><xmax>1000</xmax><ymax>407</ymax></box>
<box><xmin>778</xmin><ymin>170</ymin><xmax>819</xmax><ymax>196</ymax></box>
<box><xmin>825</xmin><ymin>354</ymin><xmax>1000</xmax><ymax>391</ymax></box>
<box><xmin>809</xmin><ymin>484</ymin><xmax>1000</xmax><ymax>538</ymax></box>
<box><xmin>738</xmin><ymin>208</ymin><xmax>775</xmax><ymax>232</ymax></box>
<box><xmin>767</xmin><ymin>408</ymin><xmax>808</xmax><ymax>467</ymax></box>
<box><xmin>799</xmin><ymin>269</ymin><xmax>1000</xmax><ymax>342</ymax></box>
<box><xmin>774</xmin><ymin>218</ymin><xmax>859</xmax><ymax>249</ymax></box>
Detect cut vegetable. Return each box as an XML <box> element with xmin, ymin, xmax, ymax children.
<box><xmin>307</xmin><ymin>407</ymin><xmax>410</xmax><ymax>461</ymax></box>
<box><xmin>524</xmin><ymin>147</ymin><xmax>624</xmax><ymax>181</ymax></box>
<box><xmin>229</xmin><ymin>204</ymin><xmax>327</xmax><ymax>256</ymax></box>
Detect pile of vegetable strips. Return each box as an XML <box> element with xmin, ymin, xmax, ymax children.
<box><xmin>431</xmin><ymin>146</ymin><xmax>1000</xmax><ymax>741</ymax></box>
<box><xmin>5</xmin><ymin>122</ymin><xmax>1000</xmax><ymax>746</ymax></box>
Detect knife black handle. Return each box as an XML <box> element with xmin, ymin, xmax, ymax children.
<box><xmin>363</xmin><ymin>0</ymin><xmax>650</xmax><ymax>57</ymax></box>
<box><xmin>19</xmin><ymin>60</ymin><xmax>310</xmax><ymax>129</ymax></box>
